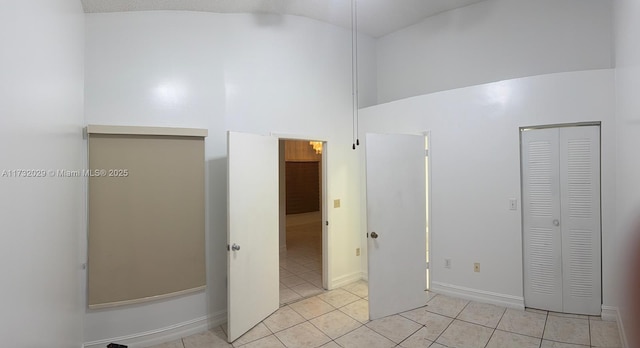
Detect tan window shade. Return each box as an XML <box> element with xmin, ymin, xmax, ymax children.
<box><xmin>87</xmin><ymin>126</ymin><xmax>206</xmax><ymax>309</ymax></box>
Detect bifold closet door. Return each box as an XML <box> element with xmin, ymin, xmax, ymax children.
<box><xmin>522</xmin><ymin>126</ymin><xmax>601</xmax><ymax>315</ymax></box>
<box><xmin>559</xmin><ymin>126</ymin><xmax>601</xmax><ymax>315</ymax></box>
<box><xmin>522</xmin><ymin>128</ymin><xmax>563</xmax><ymax>313</ymax></box>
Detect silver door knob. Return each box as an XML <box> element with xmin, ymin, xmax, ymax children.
<box><xmin>553</xmin><ymin>219</ymin><xmax>560</xmax><ymax>226</ymax></box>
<box><xmin>231</xmin><ymin>244</ymin><xmax>241</xmax><ymax>251</ymax></box>
<box><xmin>370</xmin><ymin>232</ymin><xmax>378</xmax><ymax>239</ymax></box>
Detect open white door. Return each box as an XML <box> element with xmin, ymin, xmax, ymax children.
<box><xmin>366</xmin><ymin>133</ymin><xmax>427</xmax><ymax>320</ymax></box>
<box><xmin>227</xmin><ymin>131</ymin><xmax>279</xmax><ymax>342</ymax></box>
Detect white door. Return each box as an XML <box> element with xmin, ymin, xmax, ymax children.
<box><xmin>522</xmin><ymin>126</ymin><xmax>601</xmax><ymax>315</ymax></box>
<box><xmin>366</xmin><ymin>133</ymin><xmax>427</xmax><ymax>320</ymax></box>
<box><xmin>227</xmin><ymin>131</ymin><xmax>279</xmax><ymax>342</ymax></box>
<box><xmin>559</xmin><ymin>126</ymin><xmax>601</xmax><ymax>315</ymax></box>
<box><xmin>522</xmin><ymin>128</ymin><xmax>563</xmax><ymax>312</ymax></box>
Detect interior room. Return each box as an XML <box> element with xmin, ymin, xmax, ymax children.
<box><xmin>2</xmin><ymin>0</ymin><xmax>639</xmax><ymax>347</ymax></box>
<box><xmin>279</xmin><ymin>139</ymin><xmax>325</xmax><ymax>305</ymax></box>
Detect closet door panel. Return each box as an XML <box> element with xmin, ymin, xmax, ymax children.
<box><xmin>559</xmin><ymin>126</ymin><xmax>601</xmax><ymax>315</ymax></box>
<box><xmin>522</xmin><ymin>128</ymin><xmax>563</xmax><ymax>312</ymax></box>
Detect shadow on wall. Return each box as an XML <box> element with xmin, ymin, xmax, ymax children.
<box><xmin>206</xmin><ymin>157</ymin><xmax>228</xmax><ymax>316</ymax></box>
<box><xmin>252</xmin><ymin>13</ymin><xmax>285</xmax><ymax>27</ymax></box>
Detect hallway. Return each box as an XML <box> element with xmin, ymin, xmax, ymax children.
<box><xmin>280</xmin><ymin>211</ymin><xmax>324</xmax><ymax>305</ymax></box>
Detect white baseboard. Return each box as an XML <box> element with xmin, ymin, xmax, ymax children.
<box><xmin>619</xmin><ymin>309</ymin><xmax>629</xmax><ymax>348</ymax></box>
<box><xmin>83</xmin><ymin>310</ymin><xmax>227</xmax><ymax>348</ymax></box>
<box><xmin>330</xmin><ymin>271</ymin><xmax>365</xmax><ymax>289</ymax></box>
<box><xmin>361</xmin><ymin>272</ymin><xmax>368</xmax><ymax>281</ymax></box>
<box><xmin>601</xmin><ymin>305</ymin><xmax>618</xmax><ymax>321</ymax></box>
<box><xmin>601</xmin><ymin>305</ymin><xmax>629</xmax><ymax>348</ymax></box>
<box><xmin>430</xmin><ymin>282</ymin><xmax>524</xmax><ymax>309</ymax></box>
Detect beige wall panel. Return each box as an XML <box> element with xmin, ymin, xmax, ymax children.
<box><xmin>88</xmin><ymin>134</ymin><xmax>205</xmax><ymax>308</ymax></box>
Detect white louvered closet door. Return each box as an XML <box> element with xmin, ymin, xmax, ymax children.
<box><xmin>522</xmin><ymin>126</ymin><xmax>601</xmax><ymax>316</ymax></box>
<box><xmin>522</xmin><ymin>128</ymin><xmax>563</xmax><ymax>313</ymax></box>
<box><xmin>559</xmin><ymin>126</ymin><xmax>601</xmax><ymax>315</ymax></box>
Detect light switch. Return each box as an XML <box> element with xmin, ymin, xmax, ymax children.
<box><xmin>334</xmin><ymin>199</ymin><xmax>341</xmax><ymax>208</ymax></box>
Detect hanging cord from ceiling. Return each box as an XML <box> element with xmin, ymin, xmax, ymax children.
<box><xmin>351</xmin><ymin>0</ymin><xmax>360</xmax><ymax>150</ymax></box>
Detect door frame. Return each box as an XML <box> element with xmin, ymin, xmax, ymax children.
<box><xmin>519</xmin><ymin>121</ymin><xmax>602</xmax><ymax>310</ymax></box>
<box><xmin>273</xmin><ymin>133</ymin><xmax>330</xmax><ymax>290</ymax></box>
<box><xmin>424</xmin><ymin>131</ymin><xmax>432</xmax><ymax>291</ymax></box>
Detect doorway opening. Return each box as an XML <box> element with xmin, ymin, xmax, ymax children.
<box><xmin>278</xmin><ymin>139</ymin><xmax>326</xmax><ymax>305</ymax></box>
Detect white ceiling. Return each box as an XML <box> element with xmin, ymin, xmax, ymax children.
<box><xmin>80</xmin><ymin>0</ymin><xmax>486</xmax><ymax>38</ymax></box>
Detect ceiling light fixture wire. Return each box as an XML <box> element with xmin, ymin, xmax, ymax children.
<box><xmin>351</xmin><ymin>0</ymin><xmax>360</xmax><ymax>150</ymax></box>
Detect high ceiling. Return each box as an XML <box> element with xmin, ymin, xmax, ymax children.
<box><xmin>80</xmin><ymin>0</ymin><xmax>487</xmax><ymax>38</ymax></box>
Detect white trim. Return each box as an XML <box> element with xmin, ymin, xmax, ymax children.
<box><xmin>270</xmin><ymin>132</ymin><xmax>327</xmax><ymax>142</ymax></box>
<box><xmin>88</xmin><ymin>286</ymin><xmax>206</xmax><ymax>310</ymax></box>
<box><xmin>320</xmin><ymin>141</ymin><xmax>329</xmax><ymax>291</ymax></box>
<box><xmin>618</xmin><ymin>307</ymin><xmax>630</xmax><ymax>348</ymax></box>
<box><xmin>330</xmin><ymin>271</ymin><xmax>364</xmax><ymax>289</ymax></box>
<box><xmin>601</xmin><ymin>305</ymin><xmax>629</xmax><ymax>348</ymax></box>
<box><xmin>425</xmin><ymin>131</ymin><xmax>431</xmax><ymax>291</ymax></box>
<box><xmin>430</xmin><ymin>282</ymin><xmax>524</xmax><ymax>309</ymax></box>
<box><xmin>82</xmin><ymin>310</ymin><xmax>226</xmax><ymax>348</ymax></box>
<box><xmin>86</xmin><ymin>125</ymin><xmax>208</xmax><ymax>137</ymax></box>
<box><xmin>601</xmin><ymin>305</ymin><xmax>618</xmax><ymax>321</ymax></box>
<box><xmin>361</xmin><ymin>271</ymin><xmax>368</xmax><ymax>281</ymax></box>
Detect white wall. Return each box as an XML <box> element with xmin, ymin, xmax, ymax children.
<box><xmin>614</xmin><ymin>0</ymin><xmax>640</xmax><ymax>345</ymax></box>
<box><xmin>83</xmin><ymin>11</ymin><xmax>370</xmax><ymax>345</ymax></box>
<box><xmin>0</xmin><ymin>0</ymin><xmax>85</xmax><ymax>347</ymax></box>
<box><xmin>360</xmin><ymin>70</ymin><xmax>617</xmax><ymax>309</ymax></box>
<box><xmin>376</xmin><ymin>0</ymin><xmax>613</xmax><ymax>104</ymax></box>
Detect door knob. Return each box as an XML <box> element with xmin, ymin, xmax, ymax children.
<box><xmin>553</xmin><ymin>219</ymin><xmax>560</xmax><ymax>226</ymax></box>
<box><xmin>370</xmin><ymin>232</ymin><xmax>379</xmax><ymax>239</ymax></box>
<box><xmin>231</xmin><ymin>243</ymin><xmax>241</xmax><ymax>251</ymax></box>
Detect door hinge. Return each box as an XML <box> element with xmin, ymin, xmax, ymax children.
<box><xmin>425</xmin><ymin>149</ymin><xmax>429</xmax><ymax>157</ymax></box>
<box><xmin>366</xmin><ymin>232</ymin><xmax>369</xmax><ymax>238</ymax></box>
<box><xmin>325</xmin><ymin>221</ymin><xmax>329</xmax><ymax>226</ymax></box>
<box><xmin>426</xmin><ymin>261</ymin><xmax>430</xmax><ymax>269</ymax></box>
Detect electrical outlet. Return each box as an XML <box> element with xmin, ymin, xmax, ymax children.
<box><xmin>445</xmin><ymin>258</ymin><xmax>451</xmax><ymax>269</ymax></box>
<box><xmin>474</xmin><ymin>263</ymin><xmax>480</xmax><ymax>272</ymax></box>
<box><xmin>356</xmin><ymin>248</ymin><xmax>360</xmax><ymax>256</ymax></box>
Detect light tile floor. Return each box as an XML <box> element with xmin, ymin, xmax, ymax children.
<box><xmin>280</xmin><ymin>212</ymin><xmax>325</xmax><ymax>305</ymax></box>
<box><xmin>149</xmin><ymin>280</ymin><xmax>623</xmax><ymax>348</ymax></box>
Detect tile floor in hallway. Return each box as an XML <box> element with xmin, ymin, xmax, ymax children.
<box><xmin>149</xmin><ymin>280</ymin><xmax>623</xmax><ymax>348</ymax></box>
<box><xmin>279</xmin><ymin>212</ymin><xmax>325</xmax><ymax>306</ymax></box>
